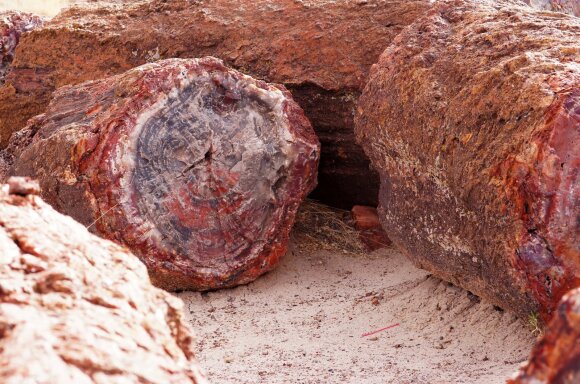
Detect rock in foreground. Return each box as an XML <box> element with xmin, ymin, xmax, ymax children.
<box><xmin>509</xmin><ymin>288</ymin><xmax>580</xmax><ymax>384</ymax></box>
<box><xmin>0</xmin><ymin>177</ymin><xmax>207</xmax><ymax>383</ymax></box>
<box><xmin>10</xmin><ymin>57</ymin><xmax>319</xmax><ymax>291</ymax></box>
<box><xmin>356</xmin><ymin>0</ymin><xmax>579</xmax><ymax>320</ymax></box>
<box><xmin>0</xmin><ymin>11</ymin><xmax>43</xmax><ymax>83</ymax></box>
<box><xmin>0</xmin><ymin>0</ymin><xmax>435</xmax><ymax>208</ymax></box>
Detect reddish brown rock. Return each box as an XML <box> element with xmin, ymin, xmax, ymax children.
<box><xmin>10</xmin><ymin>57</ymin><xmax>320</xmax><ymax>291</ymax></box>
<box><xmin>0</xmin><ymin>0</ymin><xmax>435</xmax><ymax>208</ymax></box>
<box><xmin>0</xmin><ymin>177</ymin><xmax>207</xmax><ymax>383</ymax></box>
<box><xmin>509</xmin><ymin>288</ymin><xmax>580</xmax><ymax>384</ymax></box>
<box><xmin>355</xmin><ymin>0</ymin><xmax>579</xmax><ymax>320</ymax></box>
<box><xmin>524</xmin><ymin>0</ymin><xmax>580</xmax><ymax>16</ymax></box>
<box><xmin>351</xmin><ymin>205</ymin><xmax>391</xmax><ymax>251</ymax></box>
<box><xmin>0</xmin><ymin>12</ymin><xmax>43</xmax><ymax>84</ymax></box>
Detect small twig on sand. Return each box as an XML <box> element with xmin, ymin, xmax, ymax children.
<box><xmin>361</xmin><ymin>323</ymin><xmax>400</xmax><ymax>337</ymax></box>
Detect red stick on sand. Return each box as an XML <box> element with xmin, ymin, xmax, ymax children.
<box><xmin>361</xmin><ymin>323</ymin><xmax>400</xmax><ymax>337</ymax></box>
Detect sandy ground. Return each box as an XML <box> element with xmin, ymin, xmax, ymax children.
<box><xmin>179</xmin><ymin>236</ymin><xmax>536</xmax><ymax>384</ymax></box>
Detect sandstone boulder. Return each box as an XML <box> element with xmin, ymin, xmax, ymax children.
<box><xmin>0</xmin><ymin>11</ymin><xmax>42</xmax><ymax>83</ymax></box>
<box><xmin>355</xmin><ymin>0</ymin><xmax>579</xmax><ymax>319</ymax></box>
<box><xmin>0</xmin><ymin>0</ymin><xmax>435</xmax><ymax>208</ymax></box>
<box><xmin>509</xmin><ymin>288</ymin><xmax>580</xmax><ymax>384</ymax></box>
<box><xmin>10</xmin><ymin>57</ymin><xmax>320</xmax><ymax>291</ymax></box>
<box><xmin>0</xmin><ymin>176</ymin><xmax>208</xmax><ymax>383</ymax></box>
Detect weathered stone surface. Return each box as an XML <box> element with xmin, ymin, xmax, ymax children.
<box><xmin>9</xmin><ymin>57</ymin><xmax>320</xmax><ymax>291</ymax></box>
<box><xmin>524</xmin><ymin>0</ymin><xmax>580</xmax><ymax>16</ymax></box>
<box><xmin>0</xmin><ymin>12</ymin><xmax>42</xmax><ymax>84</ymax></box>
<box><xmin>0</xmin><ymin>0</ymin><xmax>435</xmax><ymax>208</ymax></box>
<box><xmin>509</xmin><ymin>287</ymin><xmax>580</xmax><ymax>384</ymax></box>
<box><xmin>0</xmin><ymin>177</ymin><xmax>208</xmax><ymax>384</ymax></box>
<box><xmin>355</xmin><ymin>0</ymin><xmax>580</xmax><ymax>320</ymax></box>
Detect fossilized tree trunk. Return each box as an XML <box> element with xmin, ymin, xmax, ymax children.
<box><xmin>509</xmin><ymin>288</ymin><xmax>580</xmax><ymax>384</ymax></box>
<box><xmin>10</xmin><ymin>57</ymin><xmax>320</xmax><ymax>291</ymax></box>
<box><xmin>0</xmin><ymin>0</ymin><xmax>435</xmax><ymax>208</ymax></box>
<box><xmin>0</xmin><ymin>177</ymin><xmax>208</xmax><ymax>383</ymax></box>
<box><xmin>355</xmin><ymin>0</ymin><xmax>579</xmax><ymax>320</ymax></box>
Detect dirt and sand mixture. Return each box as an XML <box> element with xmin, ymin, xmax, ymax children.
<box><xmin>179</xmin><ymin>205</ymin><xmax>536</xmax><ymax>383</ymax></box>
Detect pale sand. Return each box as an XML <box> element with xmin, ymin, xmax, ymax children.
<box><xmin>179</xmin><ymin>237</ymin><xmax>535</xmax><ymax>384</ymax></box>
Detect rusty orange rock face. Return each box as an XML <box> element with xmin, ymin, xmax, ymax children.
<box><xmin>10</xmin><ymin>57</ymin><xmax>320</xmax><ymax>291</ymax></box>
<box><xmin>0</xmin><ymin>0</ymin><xmax>435</xmax><ymax>208</ymax></box>
<box><xmin>509</xmin><ymin>288</ymin><xmax>580</xmax><ymax>384</ymax></box>
<box><xmin>355</xmin><ymin>0</ymin><xmax>579</xmax><ymax>320</ymax></box>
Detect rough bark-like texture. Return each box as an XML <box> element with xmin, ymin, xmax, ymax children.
<box><xmin>355</xmin><ymin>0</ymin><xmax>580</xmax><ymax>320</ymax></box>
<box><xmin>0</xmin><ymin>0</ymin><xmax>435</xmax><ymax>208</ymax></box>
<box><xmin>509</xmin><ymin>288</ymin><xmax>580</xmax><ymax>384</ymax></box>
<box><xmin>0</xmin><ymin>177</ymin><xmax>208</xmax><ymax>384</ymax></box>
<box><xmin>10</xmin><ymin>57</ymin><xmax>319</xmax><ymax>291</ymax></box>
<box><xmin>525</xmin><ymin>0</ymin><xmax>580</xmax><ymax>16</ymax></box>
<box><xmin>0</xmin><ymin>12</ymin><xmax>43</xmax><ymax>84</ymax></box>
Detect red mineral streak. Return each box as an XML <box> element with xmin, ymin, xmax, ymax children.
<box><xmin>508</xmin><ymin>87</ymin><xmax>580</xmax><ymax>320</ymax></box>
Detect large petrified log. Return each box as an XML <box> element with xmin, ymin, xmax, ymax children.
<box><xmin>509</xmin><ymin>288</ymin><xmax>580</xmax><ymax>384</ymax></box>
<box><xmin>10</xmin><ymin>57</ymin><xmax>320</xmax><ymax>291</ymax></box>
<box><xmin>0</xmin><ymin>11</ymin><xmax>43</xmax><ymax>84</ymax></box>
<box><xmin>355</xmin><ymin>0</ymin><xmax>580</xmax><ymax>320</ymax></box>
<box><xmin>0</xmin><ymin>0</ymin><xmax>435</xmax><ymax>208</ymax></box>
<box><xmin>0</xmin><ymin>177</ymin><xmax>208</xmax><ymax>383</ymax></box>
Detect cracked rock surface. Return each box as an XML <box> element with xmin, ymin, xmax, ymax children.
<box><xmin>0</xmin><ymin>177</ymin><xmax>208</xmax><ymax>384</ymax></box>
<box><xmin>355</xmin><ymin>0</ymin><xmax>580</xmax><ymax>320</ymax></box>
<box><xmin>10</xmin><ymin>57</ymin><xmax>320</xmax><ymax>291</ymax></box>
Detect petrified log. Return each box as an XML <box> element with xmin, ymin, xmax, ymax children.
<box><xmin>355</xmin><ymin>0</ymin><xmax>580</xmax><ymax>320</ymax></box>
<box><xmin>0</xmin><ymin>0</ymin><xmax>435</xmax><ymax>208</ymax></box>
<box><xmin>509</xmin><ymin>288</ymin><xmax>580</xmax><ymax>384</ymax></box>
<box><xmin>0</xmin><ymin>11</ymin><xmax>42</xmax><ymax>84</ymax></box>
<box><xmin>10</xmin><ymin>57</ymin><xmax>320</xmax><ymax>291</ymax></box>
<box><xmin>0</xmin><ymin>177</ymin><xmax>208</xmax><ymax>383</ymax></box>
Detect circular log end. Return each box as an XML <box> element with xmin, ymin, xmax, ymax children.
<box><xmin>87</xmin><ymin>58</ymin><xmax>319</xmax><ymax>290</ymax></box>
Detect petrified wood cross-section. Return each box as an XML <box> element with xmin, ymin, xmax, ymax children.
<box><xmin>11</xmin><ymin>57</ymin><xmax>320</xmax><ymax>291</ymax></box>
